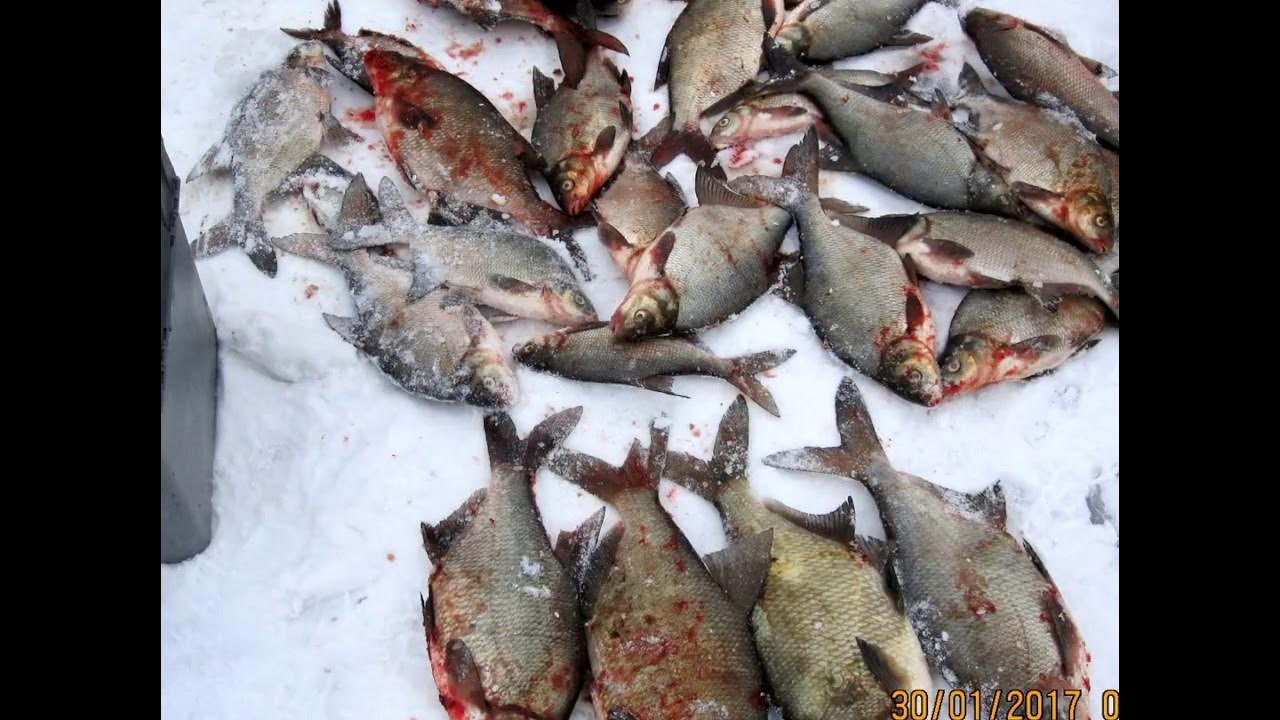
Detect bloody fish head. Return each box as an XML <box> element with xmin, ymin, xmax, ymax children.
<box><xmin>544</xmin><ymin>283</ymin><xmax>598</xmax><ymax>326</ymax></box>
<box><xmin>709</xmin><ymin>107</ymin><xmax>753</xmax><ymax>147</ymax></box>
<box><xmin>463</xmin><ymin>351</ymin><xmax>520</xmax><ymax>408</ymax></box>
<box><xmin>551</xmin><ymin>156</ymin><xmax>599</xmax><ymax>216</ymax></box>
<box><xmin>512</xmin><ymin>333</ymin><xmax>559</xmax><ymax>370</ymax></box>
<box><xmin>611</xmin><ymin>279</ymin><xmax>678</xmax><ymax>340</ymax></box>
<box><xmin>286</xmin><ymin>40</ymin><xmax>330</xmax><ymax>69</ymax></box>
<box><xmin>363</xmin><ymin>48</ymin><xmax>433</xmax><ymax>96</ymax></box>
<box><xmin>963</xmin><ymin>8</ymin><xmax>1020</xmax><ymax>35</ymax></box>
<box><xmin>711</xmin><ymin>104</ymin><xmax>814</xmax><ymax>147</ymax></box>
<box><xmin>939</xmin><ymin>335</ymin><xmax>992</xmax><ymax>400</ymax></box>
<box><xmin>1064</xmin><ymin>190</ymin><xmax>1114</xmax><ymax>253</ymax></box>
<box><xmin>881</xmin><ymin>339</ymin><xmax>943</xmax><ymax>407</ymax></box>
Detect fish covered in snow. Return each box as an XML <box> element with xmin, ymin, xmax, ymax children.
<box><xmin>549</xmin><ymin>421</ymin><xmax>770</xmax><ymax>720</ymax></box>
<box><xmin>423</xmin><ymin>0</ymin><xmax>628</xmax><ymax>88</ymax></box>
<box><xmin>648</xmin><ymin>0</ymin><xmax>780</xmax><ymax>165</ymax></box>
<box><xmin>364</xmin><ymin>50</ymin><xmax>593</xmax><ymax>275</ymax></box>
<box><xmin>328</xmin><ymin>176</ymin><xmax>598</xmax><ymax>326</ymax></box>
<box><xmin>965</xmin><ymin>8</ymin><xmax>1118</xmax><ymax>149</ymax></box>
<box><xmin>513</xmin><ymin>322</ymin><xmax>794</xmax><ymax>415</ymax></box>
<box><xmin>422</xmin><ymin>407</ymin><xmax>588</xmax><ymax>719</ymax></box>
<box><xmin>273</xmin><ymin>179</ymin><xmax>517</xmax><ymax>407</ymax></box>
<box><xmin>282</xmin><ymin>0</ymin><xmax>443</xmax><ymax>92</ymax></box>
<box><xmin>611</xmin><ymin>166</ymin><xmax>793</xmax><ymax>340</ymax></box>
<box><xmin>708</xmin><ymin>64</ymin><xmax>924</xmax><ymax>148</ymax></box>
<box><xmin>187</xmin><ymin>42</ymin><xmax>358</xmax><ymax>277</ymax></box>
<box><xmin>592</xmin><ymin>151</ymin><xmax>687</xmax><ymax>275</ymax></box>
<box><xmin>764</xmin><ymin>379</ymin><xmax>1093</xmax><ymax>719</ymax></box>
<box><xmin>730</xmin><ymin>130</ymin><xmax>942</xmax><ymax>407</ymax></box>
<box><xmin>955</xmin><ymin>65</ymin><xmax>1114</xmax><ymax>253</ymax></box>
<box><xmin>666</xmin><ymin>397</ymin><xmax>934</xmax><ymax>720</ymax></box>
<box><xmin>775</xmin><ymin>0</ymin><xmax>930</xmax><ymax>62</ymax></box>
<box><xmin>940</xmin><ymin>290</ymin><xmax>1107</xmax><ymax>400</ymax></box>
<box><xmin>531</xmin><ymin>52</ymin><xmax>633</xmax><ymax>215</ymax></box>
<box><xmin>840</xmin><ymin>211</ymin><xmax>1120</xmax><ymax>320</ymax></box>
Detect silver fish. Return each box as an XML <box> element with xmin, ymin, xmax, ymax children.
<box><xmin>187</xmin><ymin>42</ymin><xmax>358</xmax><ymax>276</ymax></box>
<box><xmin>776</xmin><ymin>0</ymin><xmax>930</xmax><ymax>62</ymax></box>
<box><xmin>592</xmin><ymin>151</ymin><xmax>687</xmax><ymax>276</ymax></box>
<box><xmin>764</xmin><ymin>379</ymin><xmax>1093</xmax><ymax>720</ymax></box>
<box><xmin>281</xmin><ymin>0</ymin><xmax>444</xmax><ymax>92</ymax></box>
<box><xmin>513</xmin><ymin>322</ymin><xmax>794</xmax><ymax>415</ymax></box>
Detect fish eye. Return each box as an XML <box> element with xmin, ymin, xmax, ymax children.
<box><xmin>560</xmin><ymin>179</ymin><xmax>575</xmax><ymax>192</ymax></box>
<box><xmin>904</xmin><ymin>368</ymin><xmax>922</xmax><ymax>384</ymax></box>
<box><xmin>1094</xmin><ymin>215</ymin><xmax>1110</xmax><ymax>228</ymax></box>
<box><xmin>715</xmin><ymin>116</ymin><xmax>731</xmax><ymax>128</ymax></box>
<box><xmin>572</xmin><ymin>292</ymin><xmax>589</xmax><ymax>307</ymax></box>
<box><xmin>945</xmin><ymin>358</ymin><xmax>961</xmax><ymax>374</ymax></box>
<box><xmin>633</xmin><ymin>309</ymin><xmax>650</xmax><ymax>325</ymax></box>
<box><xmin>483</xmin><ymin>377</ymin><xmax>497</xmax><ymax>391</ymax></box>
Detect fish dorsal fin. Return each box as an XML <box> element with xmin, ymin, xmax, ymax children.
<box><xmin>334</xmin><ymin>173</ymin><xmax>382</xmax><ymax>236</ymax></box>
<box><xmin>818</xmin><ymin>198</ymin><xmax>869</xmax><ymax>221</ymax></box>
<box><xmin>594</xmin><ymin>126</ymin><xmax>617</xmax><ymax>155</ymax></box>
<box><xmin>322</xmin><ymin>313</ymin><xmax>364</xmax><ymax>347</ymax></box>
<box><xmin>531</xmin><ymin>66</ymin><xmax>557</xmax><ymax>110</ymax></box>
<box><xmin>857</xmin><ymin>637</ymin><xmax>912</xmax><ymax>695</ymax></box>
<box><xmin>663</xmin><ymin>451</ymin><xmax>719</xmax><ymax>500</ymax></box>
<box><xmin>695</xmin><ymin>166</ymin><xmax>760</xmax><ymax>208</ymax></box>
<box><xmin>936</xmin><ymin>481</ymin><xmax>1006</xmax><ymax>529</ymax></box>
<box><xmin>549</xmin><ymin>421</ymin><xmax>670</xmax><ymax>500</ymax></box>
<box><xmin>555</xmin><ymin>506</ymin><xmax>605</xmax><ymax>567</ymax></box>
<box><xmin>376</xmin><ymin>176</ymin><xmax>418</xmax><ymax>238</ymax></box>
<box><xmin>420</xmin><ymin>488</ymin><xmax>487</xmax><ymax>564</ymax></box>
<box><xmin>838</xmin><ymin>213</ymin><xmax>923</xmax><ymax>245</ymax></box>
<box><xmin>763</xmin><ymin>496</ymin><xmax>857</xmax><ymax>543</ymax></box>
<box><xmin>702</xmin><ymin>529</ymin><xmax>774</xmax><ymax>615</ymax></box>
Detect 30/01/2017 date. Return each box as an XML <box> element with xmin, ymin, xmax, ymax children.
<box><xmin>889</xmin><ymin>688</ymin><xmax>1119</xmax><ymax>719</ymax></box>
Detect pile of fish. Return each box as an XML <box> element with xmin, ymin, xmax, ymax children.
<box><xmin>179</xmin><ymin>0</ymin><xmax>1116</xmax><ymax>715</ymax></box>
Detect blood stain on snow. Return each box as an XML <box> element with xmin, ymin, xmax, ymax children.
<box><xmin>689</xmin><ymin>424</ymin><xmax>701</xmax><ymax>438</ymax></box>
<box><xmin>446</xmin><ymin>38</ymin><xmax>485</xmax><ymax>61</ymax></box>
<box><xmin>919</xmin><ymin>43</ymin><xmax>947</xmax><ymax>73</ymax></box>
<box><xmin>405</xmin><ymin>19</ymin><xmax>418</xmax><ymax>31</ymax></box>
<box><xmin>346</xmin><ymin>107</ymin><xmax>378</xmax><ymax>126</ymax></box>
<box><xmin>304</xmin><ymin>284</ymin><xmax>319</xmax><ymax>299</ymax></box>
<box><xmin>386</xmin><ymin>552</ymin><xmax>397</xmax><ymax>562</ymax></box>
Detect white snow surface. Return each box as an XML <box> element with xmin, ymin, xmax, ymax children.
<box><xmin>161</xmin><ymin>0</ymin><xmax>1118</xmax><ymax>718</ymax></box>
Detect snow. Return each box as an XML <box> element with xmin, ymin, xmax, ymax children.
<box><xmin>160</xmin><ymin>0</ymin><xmax>1118</xmax><ymax>718</ymax></box>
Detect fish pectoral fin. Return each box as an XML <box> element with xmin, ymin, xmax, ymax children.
<box><xmin>323</xmin><ymin>112</ymin><xmax>361</xmax><ymax>144</ymax></box>
<box><xmin>477</xmin><ymin>307</ymin><xmax>521</xmax><ymax>324</ymax></box>
<box><xmin>1010</xmin><ymin>182</ymin><xmax>1067</xmax><ymax>215</ymax></box>
<box><xmin>1025</xmin><ymin>283</ymin><xmax>1091</xmax><ymax>312</ymax></box>
<box><xmin>762</xmin><ymin>496</ymin><xmax>857</xmax><ymax>543</ymax></box>
<box><xmin>594</xmin><ymin>126</ymin><xmax>618</xmax><ymax>155</ymax></box>
<box><xmin>818</xmin><ymin>198</ymin><xmax>869</xmax><ymax>220</ymax></box>
<box><xmin>633</xmin><ymin>376</ymin><xmax>689</xmax><ymax>398</ymax></box>
<box><xmin>939</xmin><ymin>481</ymin><xmax>1007</xmax><ymax>529</ymax></box>
<box><xmin>531</xmin><ymin>66</ymin><xmax>557</xmax><ymax>110</ymax></box>
<box><xmin>488</xmin><ymin>274</ymin><xmax>541</xmax><ymax>295</ymax></box>
<box><xmin>331</xmin><ymin>172</ymin><xmax>382</xmax><ymax>237</ymax></box>
<box><xmin>1009</xmin><ymin>334</ymin><xmax>1065</xmax><ymax>360</ymax></box>
<box><xmin>694</xmin><ymin>166</ymin><xmax>759</xmax><ymax>208</ymax></box>
<box><xmin>579</xmin><ymin>521</ymin><xmax>624</xmax><ymax>618</ymax></box>
<box><xmin>186</xmin><ymin>139</ymin><xmax>233</xmax><ymax>182</ymax></box>
<box><xmin>407</xmin><ymin>260</ymin><xmax>445</xmax><ymax>303</ymax></box>
<box><xmin>323</xmin><ymin>313</ymin><xmax>365</xmax><ymax>346</ymax></box>
<box><xmin>883</xmin><ymin>29</ymin><xmax>932</xmax><ymax>47</ymax></box>
<box><xmin>421</xmin><ymin>488</ymin><xmax>487</xmax><ymax>564</ymax></box>
<box><xmin>701</xmin><ymin>528</ymin><xmax>774</xmax><ymax>615</ymax></box>
<box><xmin>857</xmin><ymin>637</ymin><xmax>912</xmax><ymax>695</ymax></box>
<box><xmin>554</xmin><ymin>506</ymin><xmax>605</xmax><ymax>567</ymax></box>
<box><xmin>957</xmin><ymin>63</ymin><xmax>990</xmax><ymax>98</ymax></box>
<box><xmin>444</xmin><ymin>640</ymin><xmax>490</xmax><ymax>711</ymax></box>
<box><xmin>883</xmin><ymin>553</ymin><xmax>905</xmax><ymax>613</ymax></box>
<box><xmin>919</xmin><ymin>237</ymin><xmax>976</xmax><ymax>262</ymax></box>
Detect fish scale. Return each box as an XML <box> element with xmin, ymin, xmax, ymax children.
<box><xmin>666</xmin><ymin>0</ymin><xmax>767</xmax><ymax>132</ymax></box>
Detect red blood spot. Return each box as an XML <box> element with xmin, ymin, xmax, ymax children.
<box><xmin>749</xmin><ymin>690</ymin><xmax>768</xmax><ymax>709</ymax></box>
<box><xmin>345</xmin><ymin>107</ymin><xmax>378</xmax><ymax>125</ymax></box>
<box><xmin>675</xmin><ymin>558</ymin><xmax>686</xmax><ymax>573</ymax></box>
<box><xmin>489</xmin><ymin>518</ymin><xmax>495</xmax><ymax>525</ymax></box>
<box><xmin>956</xmin><ymin>567</ymin><xmax>997</xmax><ymax>616</ymax></box>
<box><xmin>653</xmin><ymin>103</ymin><xmax>661</xmax><ymax>111</ymax></box>
<box><xmin>1083</xmin><ymin>676</ymin><xmax>1092</xmax><ymax>691</ymax></box>
<box><xmin>500</xmin><ymin>91</ymin><xmax>515</xmax><ymax>100</ymax></box>
<box><xmin>342</xmin><ymin>436</ymin><xmax>349</xmax><ymax>443</ymax></box>
<box><xmin>550</xmin><ymin>667</ymin><xmax>569</xmax><ymax>689</ymax></box>
<box><xmin>405</xmin><ymin>20</ymin><xmax>418</xmax><ymax>31</ymax></box>
<box><xmin>517</xmin><ymin>101</ymin><xmax>527</xmax><ymax>112</ymax></box>
<box><xmin>772</xmin><ymin>157</ymin><xmax>782</xmax><ymax>165</ymax></box>
<box><xmin>553</xmin><ymin>68</ymin><xmax>562</xmax><ymax>76</ymax></box>
<box><xmin>1086</xmin><ymin>652</ymin><xmax>1093</xmax><ymax>663</ymax></box>
<box><xmin>689</xmin><ymin>424</ymin><xmax>702</xmax><ymax>437</ymax></box>
<box><xmin>367</xmin><ymin>143</ymin><xmax>378</xmax><ymax>151</ymax></box>
<box><xmin>918</xmin><ymin>43</ymin><xmax>947</xmax><ymax>73</ymax></box>
<box><xmin>638</xmin><ymin>525</ymin><xmax>649</xmax><ymax>545</ymax></box>
<box><xmin>644</xmin><ymin>614</ymin><xmax>656</xmax><ymax>624</ymax></box>
<box><xmin>495</xmin><ymin>37</ymin><xmax>502</xmax><ymax>44</ymax></box>
<box><xmin>304</xmin><ymin>284</ymin><xmax>319</xmax><ymax>299</ymax></box>
<box><xmin>445</xmin><ymin>38</ymin><xmax>484</xmax><ymax>61</ymax></box>
<box><xmin>666</xmin><ymin>486</ymin><xmax>677</xmax><ymax>500</ymax></box>
<box><xmin>674</xmin><ymin>598</ymin><xmax>689</xmax><ymax>613</ymax></box>
<box><xmin>386</xmin><ymin>552</ymin><xmax>396</xmax><ymax>562</ymax></box>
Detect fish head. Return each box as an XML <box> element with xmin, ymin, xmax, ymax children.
<box><xmin>1065</xmin><ymin>190</ymin><xmax>1114</xmax><ymax>253</ymax></box>
<box><xmin>463</xmin><ymin>351</ymin><xmax>520</xmax><ymax>408</ymax></box>
<box><xmin>709</xmin><ymin>106</ymin><xmax>754</xmax><ymax>147</ymax></box>
<box><xmin>363</xmin><ymin>48</ymin><xmax>431</xmax><ymax>95</ymax></box>
<box><xmin>286</xmin><ymin>41</ymin><xmax>330</xmax><ymax>69</ymax></box>
<box><xmin>544</xmin><ymin>283</ymin><xmax>599</xmax><ymax>325</ymax></box>
<box><xmin>939</xmin><ymin>335</ymin><xmax>992</xmax><ymax>401</ymax></box>
<box><xmin>882</xmin><ymin>339</ymin><xmax>943</xmax><ymax>407</ymax></box>
<box><xmin>551</xmin><ymin>156</ymin><xmax>601</xmax><ymax>216</ymax></box>
<box><xmin>712</xmin><ymin>103</ymin><xmax>815</xmax><ymax>147</ymax></box>
<box><xmin>963</xmin><ymin>8</ymin><xmax>1020</xmax><ymax>37</ymax></box>
<box><xmin>611</xmin><ymin>279</ymin><xmax>678</xmax><ymax>340</ymax></box>
<box><xmin>512</xmin><ymin>332</ymin><xmax>560</xmax><ymax>369</ymax></box>
<box><xmin>775</xmin><ymin>24</ymin><xmax>810</xmax><ymax>57</ymax></box>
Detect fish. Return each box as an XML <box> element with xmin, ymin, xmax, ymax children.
<box><xmin>363</xmin><ymin>50</ymin><xmax>594</xmax><ymax>277</ymax></box>
<box><xmin>776</xmin><ymin>0</ymin><xmax>930</xmax><ymax>62</ymax></box>
<box><xmin>531</xmin><ymin>53</ymin><xmax>633</xmax><ymax>215</ymax></box>
<box><xmin>281</xmin><ymin>0</ymin><xmax>443</xmax><ymax>93</ymax></box>
<box><xmin>839</xmin><ymin>210</ymin><xmax>1120</xmax><ymax>320</ymax></box>
<box><xmin>424</xmin><ymin>0</ymin><xmax>628</xmax><ymax>88</ymax></box>
<box><xmin>513</xmin><ymin>322</ymin><xmax>795</xmax><ymax>415</ymax></box>
<box><xmin>956</xmin><ymin>64</ymin><xmax>1114</xmax><ymax>253</ymax></box>
<box><xmin>940</xmin><ymin>290</ymin><xmax>1107</xmax><ymax>400</ymax></box>
<box><xmin>329</xmin><ymin>176</ymin><xmax>598</xmax><ymax>326</ymax></box>
<box><xmin>422</xmin><ymin>407</ymin><xmax>589</xmax><ymax>719</ymax></box>
<box><xmin>665</xmin><ymin>397</ymin><xmax>934</xmax><ymax>719</ymax></box>
<box><xmin>734</xmin><ymin>41</ymin><xmax>1027</xmax><ymax>218</ymax></box>
<box><xmin>187</xmin><ymin>42</ymin><xmax>358</xmax><ymax>277</ymax></box>
<box><xmin>272</xmin><ymin>181</ymin><xmax>518</xmax><ymax>407</ymax></box>
<box><xmin>548</xmin><ymin>421</ymin><xmax>771</xmax><ymax>720</ymax></box>
<box><xmin>730</xmin><ymin>130</ymin><xmax>942</xmax><ymax>407</ymax></box>
<box><xmin>649</xmin><ymin>0</ymin><xmax>779</xmax><ymax>166</ymax></box>
<box><xmin>610</xmin><ymin>166</ymin><xmax>793</xmax><ymax>340</ymax></box>
<box><xmin>1101</xmin><ymin>148</ymin><xmax>1118</xmax><ymax>236</ymax></box>
<box><xmin>709</xmin><ymin>64</ymin><xmax>924</xmax><ymax>148</ymax></box>
<box><xmin>592</xmin><ymin>152</ymin><xmax>687</xmax><ymax>276</ymax></box>
<box><xmin>763</xmin><ymin>379</ymin><xmax>1093</xmax><ymax>720</ymax></box>
<box><xmin>964</xmin><ymin>8</ymin><xmax>1118</xmax><ymax>149</ymax></box>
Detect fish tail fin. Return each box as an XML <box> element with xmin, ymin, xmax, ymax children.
<box><xmin>649</xmin><ymin>122</ymin><xmax>717</xmax><ymax>168</ymax></box>
<box><xmin>273</xmin><ymin>232</ymin><xmax>347</xmax><ymax>269</ymax></box>
<box><xmin>483</xmin><ymin>406</ymin><xmax>583</xmax><ymax>472</ymax></box>
<box><xmin>194</xmin><ymin>216</ymin><xmax>278</xmax><ymax>276</ymax></box>
<box><xmin>783</xmin><ymin>127</ymin><xmax>820</xmax><ymax>194</ymax></box>
<box><xmin>762</xmin><ymin>378</ymin><xmax>891</xmax><ymax>481</ymax></box>
<box><xmin>724</xmin><ymin>350</ymin><xmax>796</xmax><ymax>417</ymax></box>
<box><xmin>280</xmin><ymin>0</ymin><xmax>343</xmax><ymax>40</ymax></box>
<box><xmin>666</xmin><ymin>396</ymin><xmax>751</xmax><ymax>499</ymax></box>
<box><xmin>548</xmin><ymin>420</ymin><xmax>668</xmax><ymax>501</ymax></box>
<box><xmin>552</xmin><ymin>23</ymin><xmax>628</xmax><ymax>88</ymax></box>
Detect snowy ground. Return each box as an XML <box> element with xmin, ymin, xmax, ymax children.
<box><xmin>160</xmin><ymin>0</ymin><xmax>1118</xmax><ymax>717</ymax></box>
